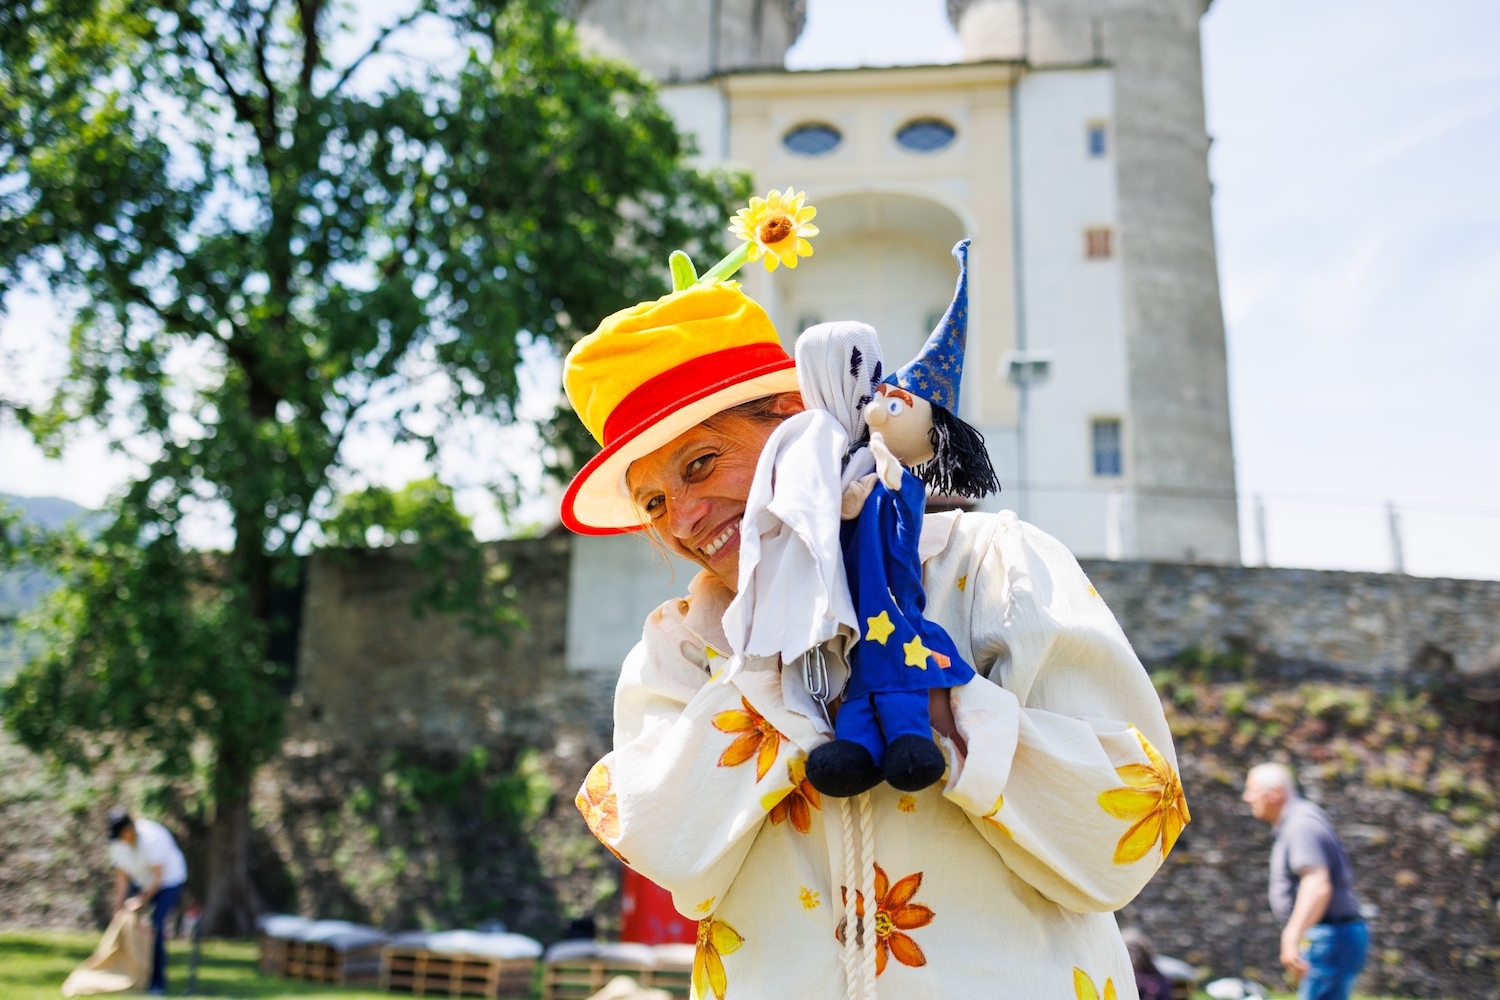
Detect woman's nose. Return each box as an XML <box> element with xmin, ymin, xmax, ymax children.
<box><xmin>666</xmin><ymin>489</ymin><xmax>711</xmax><ymax>541</ymax></box>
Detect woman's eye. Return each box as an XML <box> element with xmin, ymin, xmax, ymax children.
<box><xmin>645</xmin><ymin>495</ymin><xmax>665</xmax><ymax>516</ymax></box>
<box><xmin>686</xmin><ymin>454</ymin><xmax>717</xmax><ymax>479</ymax></box>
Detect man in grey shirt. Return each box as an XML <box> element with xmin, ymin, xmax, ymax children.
<box><xmin>1243</xmin><ymin>763</ymin><xmax>1368</xmax><ymax>1000</ymax></box>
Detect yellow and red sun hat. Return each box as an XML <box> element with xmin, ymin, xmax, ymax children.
<box><xmin>559</xmin><ymin>188</ymin><xmax>818</xmax><ymax>535</ymax></box>
<box><xmin>560</xmin><ymin>282</ymin><xmax>797</xmax><ymax>534</ymax></box>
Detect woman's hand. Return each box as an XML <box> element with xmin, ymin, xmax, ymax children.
<box><xmin>929</xmin><ymin>688</ymin><xmax>967</xmax><ymax>758</ymax></box>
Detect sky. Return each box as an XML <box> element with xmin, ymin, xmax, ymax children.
<box><xmin>2</xmin><ymin>0</ymin><xmax>1497</xmax><ymax>577</ymax></box>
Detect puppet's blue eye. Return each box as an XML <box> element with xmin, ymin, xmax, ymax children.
<box><xmin>886</xmin><ymin>398</ymin><xmax>905</xmax><ymax>416</ymax></box>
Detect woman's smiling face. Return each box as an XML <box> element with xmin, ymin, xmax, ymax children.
<box><xmin>626</xmin><ymin>395</ymin><xmax>802</xmax><ymax>591</ymax></box>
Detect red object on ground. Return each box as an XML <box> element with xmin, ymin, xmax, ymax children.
<box><xmin>619</xmin><ymin>867</ymin><xmax>696</xmax><ymax>944</ymax></box>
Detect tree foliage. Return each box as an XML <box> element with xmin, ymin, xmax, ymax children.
<box><xmin>1</xmin><ymin>0</ymin><xmax>743</xmax><ymax>932</ymax></box>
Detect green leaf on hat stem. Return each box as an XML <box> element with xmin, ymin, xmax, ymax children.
<box><xmin>670</xmin><ymin>250</ymin><xmax>699</xmax><ymax>291</ymax></box>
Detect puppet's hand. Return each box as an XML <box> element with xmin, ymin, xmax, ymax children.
<box><xmin>870</xmin><ymin>431</ymin><xmax>905</xmax><ymax>491</ymax></box>
<box><xmin>841</xmin><ymin>474</ymin><xmax>877</xmax><ymax>519</ymax></box>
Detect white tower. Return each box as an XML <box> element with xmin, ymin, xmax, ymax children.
<box><xmin>950</xmin><ymin>0</ymin><xmax>1240</xmax><ymax>563</ymax></box>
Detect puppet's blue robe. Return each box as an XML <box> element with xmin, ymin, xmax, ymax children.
<box><xmin>837</xmin><ymin>469</ymin><xmax>975</xmax><ymax>766</ymax></box>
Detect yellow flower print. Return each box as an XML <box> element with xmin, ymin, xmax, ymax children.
<box><xmin>799</xmin><ymin>887</ymin><xmax>821</xmax><ymax>910</ymax></box>
<box><xmin>1073</xmin><ymin>967</ymin><xmax>1119</xmax><ymax>1000</ymax></box>
<box><xmin>768</xmin><ymin>756</ymin><xmax>822</xmax><ymax>834</ymax></box>
<box><xmin>903</xmin><ymin>635</ymin><xmax>932</xmax><ymax>669</ymax></box>
<box><xmin>713</xmin><ymin>697</ymin><xmax>784</xmax><ymax>782</ymax></box>
<box><xmin>865</xmin><ymin>610</ymin><xmax>895</xmax><ymax>645</ymax></box>
<box><xmin>728</xmin><ymin>187</ymin><xmax>818</xmax><ymax>271</ymax></box>
<box><xmin>694</xmin><ymin>897</ymin><xmax>715</xmax><ymax>915</ymax></box>
<box><xmin>981</xmin><ymin>795</ymin><xmax>1011</xmax><ymax>837</ymax></box>
<box><xmin>575</xmin><ymin>761</ymin><xmax>629</xmax><ymax>864</ymax></box>
<box><xmin>956</xmin><ymin>575</ymin><xmax>968</xmax><ymax>592</ymax></box>
<box><xmin>898</xmin><ymin>794</ymin><xmax>917</xmax><ymax>813</ymax></box>
<box><xmin>693</xmin><ymin>917</ymin><xmax>744</xmax><ymax>1000</ymax></box>
<box><xmin>1097</xmin><ymin>726</ymin><xmax>1191</xmax><ymax>864</ymax></box>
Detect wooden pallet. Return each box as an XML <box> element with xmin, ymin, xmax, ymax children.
<box><xmin>258</xmin><ymin>935</ymin><xmax>288</xmax><ymax>976</ymax></box>
<box><xmin>264</xmin><ymin>938</ymin><xmax>383</xmax><ymax>985</ymax></box>
<box><xmin>541</xmin><ymin>959</ymin><xmax>691</xmax><ymax>1000</ymax></box>
<box><xmin>380</xmin><ymin>945</ymin><xmax>537</xmax><ymax>998</ymax></box>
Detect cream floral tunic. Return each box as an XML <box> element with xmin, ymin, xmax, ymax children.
<box><xmin>577</xmin><ymin>510</ymin><xmax>1187</xmax><ymax>1000</ymax></box>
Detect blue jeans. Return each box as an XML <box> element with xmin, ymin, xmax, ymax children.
<box><xmin>127</xmin><ymin>881</ymin><xmax>184</xmax><ymax>993</ymax></box>
<box><xmin>1299</xmin><ymin>921</ymin><xmax>1368</xmax><ymax>1000</ymax></box>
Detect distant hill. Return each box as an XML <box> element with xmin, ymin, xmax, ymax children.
<box><xmin>0</xmin><ymin>494</ymin><xmax>96</xmax><ymax>678</ymax></box>
<box><xmin>1</xmin><ymin>493</ymin><xmax>90</xmax><ymax>532</ymax></box>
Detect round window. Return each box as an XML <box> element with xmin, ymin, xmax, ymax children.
<box><xmin>783</xmin><ymin>123</ymin><xmax>843</xmax><ymax>156</ymax></box>
<box><xmin>896</xmin><ymin>118</ymin><xmax>957</xmax><ymax>152</ymax></box>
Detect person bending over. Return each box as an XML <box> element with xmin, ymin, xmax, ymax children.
<box><xmin>107</xmin><ymin>807</ymin><xmax>188</xmax><ymax>996</ymax></box>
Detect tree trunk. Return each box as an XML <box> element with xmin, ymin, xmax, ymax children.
<box><xmin>199</xmin><ymin>762</ymin><xmax>260</xmax><ymax>937</ymax></box>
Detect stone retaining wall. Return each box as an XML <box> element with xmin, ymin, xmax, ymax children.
<box><xmin>4</xmin><ymin>538</ymin><xmax>1498</xmax><ymax>995</ymax></box>
<box><xmin>1081</xmin><ymin>559</ymin><xmax>1500</xmax><ymax>678</ymax></box>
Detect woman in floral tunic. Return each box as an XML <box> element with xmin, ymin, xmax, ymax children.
<box><xmin>564</xmin><ymin>191</ymin><xmax>1187</xmax><ymax>1000</ymax></box>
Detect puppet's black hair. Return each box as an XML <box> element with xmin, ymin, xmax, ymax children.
<box><xmin>913</xmin><ymin>404</ymin><xmax>1000</xmax><ymax>499</ymax></box>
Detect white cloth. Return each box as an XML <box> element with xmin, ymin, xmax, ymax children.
<box><xmin>108</xmin><ymin>818</ymin><xmax>187</xmax><ymax>889</ymax></box>
<box><xmin>581</xmin><ymin>511</ymin><xmax>1183</xmax><ymax>999</ymax></box>
<box><xmin>795</xmin><ymin>322</ymin><xmax>883</xmax><ymax>490</ymax></box>
<box><xmin>423</xmin><ymin>930</ymin><xmax>543</xmax><ymax>959</ymax></box>
<box><xmin>721</xmin><ymin>409</ymin><xmax>856</xmax><ymax>725</ymax></box>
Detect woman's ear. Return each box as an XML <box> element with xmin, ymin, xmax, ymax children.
<box><xmin>771</xmin><ymin>391</ymin><xmax>806</xmax><ymax>417</ymax></box>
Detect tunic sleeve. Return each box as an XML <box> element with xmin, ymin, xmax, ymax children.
<box><xmin>576</xmin><ymin>598</ymin><xmax>826</xmax><ymax>919</ymax></box>
<box><xmin>933</xmin><ymin>514</ymin><xmax>1187</xmax><ymax>913</ymax></box>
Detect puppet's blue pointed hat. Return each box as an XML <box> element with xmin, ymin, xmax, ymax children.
<box><xmin>885</xmin><ymin>237</ymin><xmax>970</xmax><ymax>414</ymax></box>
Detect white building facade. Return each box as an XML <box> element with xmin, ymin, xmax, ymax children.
<box><xmin>565</xmin><ymin>0</ymin><xmax>1239</xmax><ymax>670</ymax></box>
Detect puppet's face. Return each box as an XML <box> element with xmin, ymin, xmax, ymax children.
<box><xmin>864</xmin><ymin>385</ymin><xmax>935</xmax><ymax>467</ymax></box>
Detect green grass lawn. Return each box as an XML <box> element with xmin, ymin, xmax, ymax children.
<box><xmin>0</xmin><ymin>928</ymin><xmax>1422</xmax><ymax>1000</ymax></box>
<box><xmin>0</xmin><ymin>930</ymin><xmax>389</xmax><ymax>999</ymax></box>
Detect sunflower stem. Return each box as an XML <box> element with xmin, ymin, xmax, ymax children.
<box><xmin>697</xmin><ymin>242</ymin><xmax>752</xmax><ymax>285</ymax></box>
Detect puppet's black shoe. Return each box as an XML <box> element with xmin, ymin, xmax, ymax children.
<box><xmin>883</xmin><ymin>735</ymin><xmax>946</xmax><ymax>791</ymax></box>
<box><xmin>806</xmin><ymin>740</ymin><xmax>883</xmax><ymax>798</ymax></box>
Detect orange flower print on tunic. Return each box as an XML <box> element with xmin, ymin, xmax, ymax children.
<box><xmin>835</xmin><ymin>864</ymin><xmax>935</xmax><ymax>976</ymax></box>
<box><xmin>713</xmin><ymin>697</ymin><xmax>783</xmax><ymax>782</ymax></box>
<box><xmin>981</xmin><ymin>795</ymin><xmax>1011</xmax><ymax>836</ymax></box>
<box><xmin>1097</xmin><ymin>726</ymin><xmax>1190</xmax><ymax>864</ymax></box>
<box><xmin>1073</xmin><ymin>967</ymin><xmax>1119</xmax><ymax>1000</ymax></box>
<box><xmin>768</xmin><ymin>757</ymin><xmax>822</xmax><ymax>834</ymax></box>
<box><xmin>693</xmin><ymin>916</ymin><xmax>744</xmax><ymax>1000</ymax></box>
<box><xmin>575</xmin><ymin>761</ymin><xmax>628</xmax><ymax>864</ymax></box>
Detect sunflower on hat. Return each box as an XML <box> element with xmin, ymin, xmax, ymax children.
<box><xmin>729</xmin><ymin>187</ymin><xmax>819</xmax><ymax>272</ymax></box>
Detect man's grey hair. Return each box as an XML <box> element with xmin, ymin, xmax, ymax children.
<box><xmin>1247</xmin><ymin>761</ymin><xmax>1299</xmax><ymax>797</ymax></box>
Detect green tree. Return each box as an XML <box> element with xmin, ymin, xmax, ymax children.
<box><xmin>1</xmin><ymin>0</ymin><xmax>742</xmax><ymax>933</ymax></box>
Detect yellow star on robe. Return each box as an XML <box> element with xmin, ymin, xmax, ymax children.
<box><xmin>865</xmin><ymin>610</ymin><xmax>896</xmax><ymax>645</ymax></box>
<box><xmin>903</xmin><ymin>635</ymin><xmax>932</xmax><ymax>668</ymax></box>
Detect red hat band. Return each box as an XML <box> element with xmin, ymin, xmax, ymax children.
<box><xmin>601</xmin><ymin>342</ymin><xmax>794</xmax><ymax>448</ymax></box>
